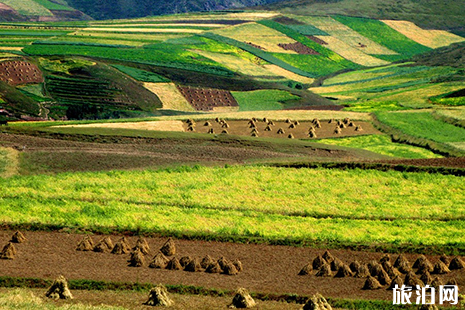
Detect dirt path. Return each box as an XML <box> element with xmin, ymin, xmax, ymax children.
<box><xmin>0</xmin><ymin>230</ymin><xmax>463</xmax><ymax>302</ymax></box>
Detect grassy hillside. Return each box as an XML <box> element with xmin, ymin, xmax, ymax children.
<box><xmin>0</xmin><ymin>0</ymin><xmax>90</xmax><ymax>21</ymax></box>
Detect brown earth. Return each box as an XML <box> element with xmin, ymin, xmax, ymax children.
<box><xmin>370</xmin><ymin>157</ymin><xmax>465</xmax><ymax>168</ymax></box>
<box><xmin>0</xmin><ymin>60</ymin><xmax>43</xmax><ymax>86</ymax></box>
<box><xmin>176</xmin><ymin>85</ymin><xmax>238</xmax><ymax>111</ymax></box>
<box><xmin>306</xmin><ymin>35</ymin><xmax>328</xmax><ymax>45</ymax></box>
<box><xmin>0</xmin><ymin>230</ymin><xmax>463</xmax><ymax>303</ymax></box>
<box><xmin>278</xmin><ymin>42</ymin><xmax>320</xmax><ymax>55</ymax></box>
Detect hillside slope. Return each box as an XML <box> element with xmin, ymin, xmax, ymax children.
<box><xmin>0</xmin><ymin>0</ymin><xmax>90</xmax><ymax>22</ymax></box>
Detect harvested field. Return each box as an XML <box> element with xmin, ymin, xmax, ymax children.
<box><xmin>56</xmin><ymin>121</ymin><xmax>185</xmax><ymax>132</ymax></box>
<box><xmin>382</xmin><ymin>20</ymin><xmax>465</xmax><ymax>49</ymax></box>
<box><xmin>176</xmin><ymin>85</ymin><xmax>239</xmax><ymax>112</ymax></box>
<box><xmin>0</xmin><ymin>60</ymin><xmax>43</xmax><ymax>86</ymax></box>
<box><xmin>305</xmin><ymin>35</ymin><xmax>328</xmax><ymax>45</ymax></box>
<box><xmin>263</xmin><ymin>64</ymin><xmax>315</xmax><ymax>84</ymax></box>
<box><xmin>143</xmin><ymin>82</ymin><xmax>195</xmax><ymax>112</ymax></box>
<box><xmin>0</xmin><ymin>230</ymin><xmax>463</xmax><ymax>303</ymax></box>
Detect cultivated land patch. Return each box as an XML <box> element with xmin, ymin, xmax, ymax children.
<box><xmin>0</xmin><ymin>0</ymin><xmax>52</xmax><ymax>16</ymax></box>
<box><xmin>0</xmin><ymin>60</ymin><xmax>43</xmax><ymax>86</ymax></box>
<box><xmin>55</xmin><ymin>121</ymin><xmax>185</xmax><ymax>132</ymax></box>
<box><xmin>382</xmin><ymin>20</ymin><xmax>465</xmax><ymax>49</ymax></box>
<box><xmin>143</xmin><ymin>83</ymin><xmax>195</xmax><ymax>112</ymax></box>
<box><xmin>263</xmin><ymin>64</ymin><xmax>315</xmax><ymax>84</ymax></box>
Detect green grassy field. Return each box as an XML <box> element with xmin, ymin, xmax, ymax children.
<box><xmin>231</xmin><ymin>89</ymin><xmax>299</xmax><ymax>111</ymax></box>
<box><xmin>1</xmin><ymin>166</ymin><xmax>463</xmax><ymax>250</ymax></box>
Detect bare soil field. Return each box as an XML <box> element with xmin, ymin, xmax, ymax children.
<box><xmin>176</xmin><ymin>86</ymin><xmax>239</xmax><ymax>112</ymax></box>
<box><xmin>0</xmin><ymin>230</ymin><xmax>463</xmax><ymax>304</ymax></box>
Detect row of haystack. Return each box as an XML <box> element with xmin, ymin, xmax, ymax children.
<box><xmin>299</xmin><ymin>251</ymin><xmax>462</xmax><ymax>291</ymax></box>
<box><xmin>0</xmin><ymin>231</ymin><xmax>26</xmax><ymax>260</ymax></box>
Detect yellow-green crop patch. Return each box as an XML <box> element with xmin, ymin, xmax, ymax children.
<box><xmin>0</xmin><ymin>0</ymin><xmax>52</xmax><ymax>16</ymax></box>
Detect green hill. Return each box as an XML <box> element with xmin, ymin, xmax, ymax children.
<box><xmin>0</xmin><ymin>0</ymin><xmax>90</xmax><ymax>22</ymax></box>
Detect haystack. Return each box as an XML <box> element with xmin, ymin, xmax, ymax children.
<box><xmin>229</xmin><ymin>288</ymin><xmax>256</xmax><ymax>308</ymax></box>
<box><xmin>248</xmin><ymin>119</ymin><xmax>255</xmax><ymax>125</ymax></box>
<box><xmin>418</xmin><ymin>305</ymin><xmax>438</xmax><ymax>310</ymax></box>
<box><xmin>394</xmin><ymin>254</ymin><xmax>409</xmax><ymax>268</ymax></box>
<box><xmin>222</xmin><ymin>129</ymin><xmax>229</xmax><ymax>134</ymax></box>
<box><xmin>208</xmin><ymin>128</ymin><xmax>214</xmax><ymax>134</ymax></box>
<box><xmin>439</xmin><ymin>254</ymin><xmax>450</xmax><ymax>266</ymax></box>
<box><xmin>430</xmin><ymin>276</ymin><xmax>443</xmax><ymax>288</ymax></box>
<box><xmin>268</xmin><ymin>120</ymin><xmax>274</xmax><ymax>126</ymax></box>
<box><xmin>45</xmin><ymin>275</ymin><xmax>73</xmax><ymax>300</ymax></box>
<box><xmin>388</xmin><ymin>275</ymin><xmax>404</xmax><ymax>290</ymax></box>
<box><xmin>343</xmin><ymin>118</ymin><xmax>350</xmax><ymax>125</ymax></box>
<box><xmin>251</xmin><ymin>128</ymin><xmax>259</xmax><ymax>134</ymax></box>
<box><xmin>206</xmin><ymin>261</ymin><xmax>222</xmax><ymax>273</ymax></box>
<box><xmin>315</xmin><ymin>264</ymin><xmax>332</xmax><ymax>277</ymax></box>
<box><xmin>233</xmin><ymin>259</ymin><xmax>243</xmax><ymax>272</ymax></box>
<box><xmin>223</xmin><ymin>261</ymin><xmax>239</xmax><ymax>275</ymax></box>
<box><xmin>377</xmin><ymin>269</ymin><xmax>391</xmax><ymax>286</ymax></box>
<box><xmin>264</xmin><ymin>125</ymin><xmax>272</xmax><ymax>131</ymax></box>
<box><xmin>334</xmin><ymin>264</ymin><xmax>353</xmax><ymax>278</ymax></box>
<box><xmin>184</xmin><ymin>258</ymin><xmax>202</xmax><ymax>272</ymax></box>
<box><xmin>263</xmin><ymin>117</ymin><xmax>268</xmax><ymax>123</ymax></box>
<box><xmin>0</xmin><ymin>242</ymin><xmax>16</xmax><ymax>260</ymax></box>
<box><xmin>385</xmin><ymin>265</ymin><xmax>402</xmax><ymax>279</ymax></box>
<box><xmin>288</xmin><ymin>133</ymin><xmax>294</xmax><ymax>139</ymax></box>
<box><xmin>313</xmin><ymin>255</ymin><xmax>326</xmax><ymax>269</ymax></box>
<box><xmin>186</xmin><ymin>119</ymin><xmax>194</xmax><ymax>125</ymax></box>
<box><xmin>187</xmin><ymin>125</ymin><xmax>195</xmax><ymax>132</ymax></box>
<box><xmin>404</xmin><ymin>272</ymin><xmax>424</xmax><ymax>288</ymax></box>
<box><xmin>369</xmin><ymin>262</ymin><xmax>384</xmax><ymax>277</ymax></box>
<box><xmin>160</xmin><ymin>238</ymin><xmax>176</xmax><ymax>256</ymax></box>
<box><xmin>334</xmin><ymin>127</ymin><xmax>341</xmax><ymax>134</ymax></box>
<box><xmin>308</xmin><ymin>131</ymin><xmax>317</xmax><ymax>138</ymax></box>
<box><xmin>204</xmin><ymin>121</ymin><xmax>211</xmax><ymax>126</ymax></box>
<box><xmin>381</xmin><ymin>260</ymin><xmax>392</xmax><ymax>271</ymax></box>
<box><xmin>133</xmin><ymin>237</ymin><xmax>150</xmax><ymax>255</ymax></box>
<box><xmin>339</xmin><ymin>123</ymin><xmax>346</xmax><ymax>129</ymax></box>
<box><xmin>166</xmin><ymin>257</ymin><xmax>182</xmax><ymax>270</ymax></box>
<box><xmin>299</xmin><ymin>263</ymin><xmax>313</xmax><ymax>275</ymax></box>
<box><xmin>285</xmin><ymin>119</ymin><xmax>292</xmax><ymax>124</ymax></box>
<box><xmin>379</xmin><ymin>254</ymin><xmax>390</xmax><ymax>264</ymax></box>
<box><xmin>277</xmin><ymin>128</ymin><xmax>285</xmax><ymax>134</ymax></box>
<box><xmin>249</xmin><ymin>122</ymin><xmax>256</xmax><ymax>129</ymax></box>
<box><xmin>363</xmin><ymin>276</ymin><xmax>382</xmax><ymax>290</ymax></box>
<box><xmin>348</xmin><ymin>122</ymin><xmax>355</xmax><ymax>127</ymax></box>
<box><xmin>251</xmin><ymin>118</ymin><xmax>257</xmax><ymax>123</ymax></box>
<box><xmin>149</xmin><ymin>252</ymin><xmax>170</xmax><ymax>269</ymax></box>
<box><xmin>315</xmin><ymin>121</ymin><xmax>321</xmax><ymax>128</ymax></box>
<box><xmin>111</xmin><ymin>237</ymin><xmax>131</xmax><ymax>255</ymax></box>
<box><xmin>302</xmin><ymin>293</ymin><xmax>332</xmax><ymax>310</ymax></box>
<box><xmin>432</xmin><ymin>260</ymin><xmax>450</xmax><ymax>274</ymax></box>
<box><xmin>294</xmin><ymin>120</ymin><xmax>300</xmax><ymax>126</ymax></box>
<box><xmin>355</xmin><ymin>125</ymin><xmax>363</xmax><ymax>131</ymax></box>
<box><xmin>144</xmin><ymin>284</ymin><xmax>174</xmax><ymax>307</ymax></box>
<box><xmin>251</xmin><ymin>132</ymin><xmax>258</xmax><ymax>137</ymax></box>
<box><xmin>354</xmin><ymin>264</ymin><xmax>370</xmax><ymax>278</ymax></box>
<box><xmin>420</xmin><ymin>270</ymin><xmax>432</xmax><ymax>285</ymax></box>
<box><xmin>349</xmin><ymin>261</ymin><xmax>361</xmax><ymax>273</ymax></box>
<box><xmin>322</xmin><ymin>250</ymin><xmax>334</xmax><ymax>263</ymax></box>
<box><xmin>218</xmin><ymin>256</ymin><xmax>230</xmax><ymax>269</ymax></box>
<box><xmin>308</xmin><ymin>126</ymin><xmax>315</xmax><ymax>132</ymax></box>
<box><xmin>215</xmin><ymin>117</ymin><xmax>221</xmax><ymax>123</ymax></box>
<box><xmin>312</xmin><ymin>118</ymin><xmax>319</xmax><ymax>124</ymax></box>
<box><xmin>200</xmin><ymin>255</ymin><xmax>215</xmax><ymax>269</ymax></box>
<box><xmin>128</xmin><ymin>249</ymin><xmax>145</xmax><ymax>267</ymax></box>
<box><xmin>222</xmin><ymin>122</ymin><xmax>230</xmax><ymax>128</ymax></box>
<box><xmin>11</xmin><ymin>231</ymin><xmax>26</xmax><ymax>243</ymax></box>
<box><xmin>413</xmin><ymin>255</ymin><xmax>430</xmax><ymax>268</ymax></box>
<box><xmin>93</xmin><ymin>236</ymin><xmax>114</xmax><ymax>253</ymax></box>
<box><xmin>446</xmin><ymin>279</ymin><xmax>458</xmax><ymax>286</ymax></box>
<box><xmin>449</xmin><ymin>256</ymin><xmax>465</xmax><ymax>270</ymax></box>
<box><xmin>289</xmin><ymin>123</ymin><xmax>296</xmax><ymax>129</ymax></box>
<box><xmin>179</xmin><ymin>256</ymin><xmax>192</xmax><ymax>268</ymax></box>
<box><xmin>76</xmin><ymin>235</ymin><xmax>94</xmax><ymax>251</ymax></box>
<box><xmin>397</xmin><ymin>260</ymin><xmax>412</xmax><ymax>274</ymax></box>
<box><xmin>330</xmin><ymin>257</ymin><xmax>344</xmax><ymax>272</ymax></box>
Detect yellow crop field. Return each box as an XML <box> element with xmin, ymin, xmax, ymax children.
<box><xmin>143</xmin><ymin>82</ymin><xmax>195</xmax><ymax>112</ymax></box>
<box><xmin>263</xmin><ymin>64</ymin><xmax>315</xmax><ymax>84</ymax></box>
<box><xmin>193</xmin><ymin>50</ymin><xmax>280</xmax><ymax>77</ymax></box>
<box><xmin>91</xmin><ymin>23</ymin><xmax>226</xmax><ymax>28</ymax></box>
<box><xmin>299</xmin><ymin>16</ymin><xmax>397</xmax><ymax>55</ymax></box>
<box><xmin>71</xmin><ymin>31</ymin><xmax>186</xmax><ymax>42</ymax></box>
<box><xmin>213</xmin><ymin>22</ymin><xmax>298</xmax><ymax>53</ymax></box>
<box><xmin>56</xmin><ymin>120</ymin><xmax>185</xmax><ymax>132</ymax></box>
<box><xmin>382</xmin><ymin>20</ymin><xmax>465</xmax><ymax>49</ymax></box>
<box><xmin>82</xmin><ymin>27</ymin><xmax>204</xmax><ymax>33</ymax></box>
<box><xmin>317</xmin><ymin>36</ymin><xmax>390</xmax><ymax>67</ymax></box>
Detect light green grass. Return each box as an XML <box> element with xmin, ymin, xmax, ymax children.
<box><xmin>0</xmin><ymin>0</ymin><xmax>53</xmax><ymax>16</ymax></box>
<box><xmin>111</xmin><ymin>65</ymin><xmax>170</xmax><ymax>83</ymax></box>
<box><xmin>316</xmin><ymin>135</ymin><xmax>442</xmax><ymax>159</ymax></box>
<box><xmin>1</xmin><ymin>166</ymin><xmax>463</xmax><ymax>248</ymax></box>
<box><xmin>231</xmin><ymin>90</ymin><xmax>299</xmax><ymax>111</ymax></box>
<box><xmin>32</xmin><ymin>0</ymin><xmax>73</xmax><ymax>11</ymax></box>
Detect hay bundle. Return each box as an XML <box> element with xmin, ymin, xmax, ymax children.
<box><xmin>430</xmin><ymin>276</ymin><xmax>443</xmax><ymax>288</ymax></box>
<box><xmin>222</xmin><ymin>122</ymin><xmax>229</xmax><ymax>128</ymax></box>
<box><xmin>111</xmin><ymin>237</ymin><xmax>131</xmax><ymax>255</ymax></box>
<box><xmin>308</xmin><ymin>126</ymin><xmax>315</xmax><ymax>132</ymax></box>
<box><xmin>76</xmin><ymin>235</ymin><xmax>94</xmax><ymax>251</ymax></box>
<box><xmin>330</xmin><ymin>257</ymin><xmax>344</xmax><ymax>271</ymax></box>
<box><xmin>355</xmin><ymin>125</ymin><xmax>363</xmax><ymax>131</ymax></box>
<box><xmin>348</xmin><ymin>122</ymin><xmax>355</xmax><ymax>127</ymax></box>
<box><xmin>322</xmin><ymin>250</ymin><xmax>334</xmax><ymax>263</ymax></box>
<box><xmin>11</xmin><ymin>231</ymin><xmax>26</xmax><ymax>243</ymax></box>
<box><xmin>420</xmin><ymin>270</ymin><xmax>432</xmax><ymax>285</ymax></box>
<box><xmin>149</xmin><ymin>252</ymin><xmax>170</xmax><ymax>269</ymax></box>
<box><xmin>251</xmin><ymin>117</ymin><xmax>257</xmax><ymax>123</ymax></box>
<box><xmin>248</xmin><ymin>119</ymin><xmax>255</xmax><ymax>125</ymax></box>
<box><xmin>289</xmin><ymin>123</ymin><xmax>296</xmax><ymax>129</ymax></box>
<box><xmin>313</xmin><ymin>255</ymin><xmax>326</xmax><ymax>269</ymax></box>
<box><xmin>208</xmin><ymin>128</ymin><xmax>214</xmax><ymax>134</ymax></box>
<box><xmin>302</xmin><ymin>293</ymin><xmax>332</xmax><ymax>310</ymax></box>
<box><xmin>179</xmin><ymin>256</ymin><xmax>192</xmax><ymax>268</ymax></box>
<box><xmin>312</xmin><ymin>118</ymin><xmax>319</xmax><ymax>124</ymax></box>
<box><xmin>251</xmin><ymin>128</ymin><xmax>259</xmax><ymax>134</ymax></box>
<box><xmin>349</xmin><ymin>261</ymin><xmax>361</xmax><ymax>273</ymax></box>
<box><xmin>93</xmin><ymin>237</ymin><xmax>114</xmax><ymax>253</ymax></box>
<box><xmin>184</xmin><ymin>258</ymin><xmax>202</xmax><ymax>272</ymax></box>
<box><xmin>343</xmin><ymin>118</ymin><xmax>350</xmax><ymax>125</ymax></box>
<box><xmin>160</xmin><ymin>238</ymin><xmax>176</xmax><ymax>256</ymax></box>
<box><xmin>285</xmin><ymin>119</ymin><xmax>292</xmax><ymax>124</ymax></box>
<box><xmin>354</xmin><ymin>264</ymin><xmax>370</xmax><ymax>278</ymax></box>
<box><xmin>388</xmin><ymin>275</ymin><xmax>404</xmax><ymax>290</ymax></box>
<box><xmin>334</xmin><ymin>127</ymin><xmax>341</xmax><ymax>134</ymax></box>
<box><xmin>201</xmin><ymin>255</ymin><xmax>215</xmax><ymax>269</ymax></box>
<box><xmin>299</xmin><ymin>263</ymin><xmax>313</xmax><ymax>275</ymax></box>
<box><xmin>223</xmin><ymin>261</ymin><xmax>239</xmax><ymax>275</ymax></box>
<box><xmin>186</xmin><ymin>119</ymin><xmax>194</xmax><ymax>125</ymax></box>
<box><xmin>251</xmin><ymin>132</ymin><xmax>258</xmax><ymax>137</ymax></box>
<box><xmin>233</xmin><ymin>259</ymin><xmax>243</xmax><ymax>272</ymax></box>
<box><xmin>216</xmin><ymin>256</ymin><xmax>229</xmax><ymax>269</ymax></box>
<box><xmin>379</xmin><ymin>254</ymin><xmax>390</xmax><ymax>264</ymax></box>
<box><xmin>449</xmin><ymin>256</ymin><xmax>465</xmax><ymax>270</ymax></box>
<box><xmin>264</xmin><ymin>125</ymin><xmax>272</xmax><ymax>132</ymax></box>
<box><xmin>230</xmin><ymin>288</ymin><xmax>256</xmax><ymax>308</ymax></box>
<box><xmin>277</xmin><ymin>128</ymin><xmax>285</xmax><ymax>134</ymax></box>
<box><xmin>45</xmin><ymin>275</ymin><xmax>73</xmax><ymax>300</ymax></box>
<box><xmin>128</xmin><ymin>249</ymin><xmax>145</xmax><ymax>267</ymax></box>
<box><xmin>294</xmin><ymin>120</ymin><xmax>300</xmax><ymax>126</ymax></box>
<box><xmin>339</xmin><ymin>123</ymin><xmax>346</xmax><ymax>129</ymax></box>
<box><xmin>144</xmin><ymin>284</ymin><xmax>174</xmax><ymax>307</ymax></box>
<box><xmin>328</xmin><ymin>119</ymin><xmax>334</xmax><ymax>124</ymax></box>
<box><xmin>363</xmin><ymin>276</ymin><xmax>382</xmax><ymax>290</ymax></box>
<box><xmin>432</xmin><ymin>260</ymin><xmax>450</xmax><ymax>274</ymax></box>
<box><xmin>0</xmin><ymin>242</ymin><xmax>16</xmax><ymax>260</ymax></box>
<box><xmin>204</xmin><ymin>121</ymin><xmax>211</xmax><ymax>126</ymax></box>
<box><xmin>337</xmin><ymin>120</ymin><xmax>342</xmax><ymax>126</ymax></box>
<box><xmin>439</xmin><ymin>254</ymin><xmax>450</xmax><ymax>266</ymax></box>
<box><xmin>205</xmin><ymin>262</ymin><xmax>222</xmax><ymax>273</ymax></box>
<box><xmin>377</xmin><ymin>269</ymin><xmax>391</xmax><ymax>286</ymax></box>
<box><xmin>385</xmin><ymin>265</ymin><xmax>402</xmax><ymax>279</ymax></box>
<box><xmin>263</xmin><ymin>117</ymin><xmax>268</xmax><ymax>123</ymax></box>
<box><xmin>249</xmin><ymin>122</ymin><xmax>256</xmax><ymax>129</ymax></box>
<box><xmin>216</xmin><ymin>117</ymin><xmax>221</xmax><ymax>123</ymax></box>
<box><xmin>446</xmin><ymin>279</ymin><xmax>458</xmax><ymax>286</ymax></box>
<box><xmin>315</xmin><ymin>121</ymin><xmax>321</xmax><ymax>128</ymax></box>
<box><xmin>268</xmin><ymin>120</ymin><xmax>275</xmax><ymax>126</ymax></box>
<box><xmin>335</xmin><ymin>264</ymin><xmax>353</xmax><ymax>278</ymax></box>
<box><xmin>396</xmin><ymin>260</ymin><xmax>412</xmax><ymax>274</ymax></box>
<box><xmin>394</xmin><ymin>254</ymin><xmax>409</xmax><ymax>268</ymax></box>
<box><xmin>404</xmin><ymin>271</ymin><xmax>424</xmax><ymax>288</ymax></box>
<box><xmin>413</xmin><ymin>255</ymin><xmax>429</xmax><ymax>268</ymax></box>
<box><xmin>133</xmin><ymin>237</ymin><xmax>149</xmax><ymax>255</ymax></box>
<box><xmin>222</xmin><ymin>129</ymin><xmax>229</xmax><ymax>134</ymax></box>
<box><xmin>381</xmin><ymin>260</ymin><xmax>392</xmax><ymax>271</ymax></box>
<box><xmin>369</xmin><ymin>262</ymin><xmax>384</xmax><ymax>277</ymax></box>
<box><xmin>315</xmin><ymin>263</ymin><xmax>332</xmax><ymax>277</ymax></box>
<box><xmin>288</xmin><ymin>133</ymin><xmax>294</xmax><ymax>139</ymax></box>
<box><xmin>166</xmin><ymin>257</ymin><xmax>182</xmax><ymax>270</ymax></box>
<box><xmin>308</xmin><ymin>131</ymin><xmax>317</xmax><ymax>138</ymax></box>
<box><xmin>187</xmin><ymin>125</ymin><xmax>195</xmax><ymax>132</ymax></box>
